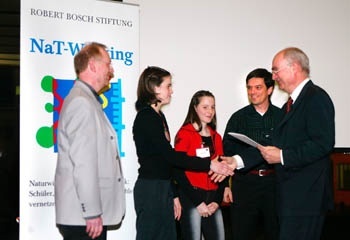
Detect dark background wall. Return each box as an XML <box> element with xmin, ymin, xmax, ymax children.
<box><xmin>0</xmin><ymin>0</ymin><xmax>20</xmax><ymax>238</ymax></box>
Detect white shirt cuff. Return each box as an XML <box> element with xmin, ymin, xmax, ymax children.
<box><xmin>233</xmin><ymin>155</ymin><xmax>244</xmax><ymax>169</ymax></box>
<box><xmin>280</xmin><ymin>150</ymin><xmax>284</xmax><ymax>165</ymax></box>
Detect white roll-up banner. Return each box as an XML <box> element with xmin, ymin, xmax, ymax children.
<box><xmin>20</xmin><ymin>0</ymin><xmax>139</xmax><ymax>239</ymax></box>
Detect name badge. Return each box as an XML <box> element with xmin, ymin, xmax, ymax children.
<box><xmin>196</xmin><ymin>147</ymin><xmax>210</xmax><ymax>158</ymax></box>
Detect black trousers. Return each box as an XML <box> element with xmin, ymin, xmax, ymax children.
<box><xmin>134</xmin><ymin>178</ymin><xmax>177</xmax><ymax>240</ymax></box>
<box><xmin>279</xmin><ymin>215</ymin><xmax>325</xmax><ymax>240</ymax></box>
<box><xmin>230</xmin><ymin>174</ymin><xmax>279</xmax><ymax>240</ymax></box>
<box><xmin>57</xmin><ymin>225</ymin><xmax>107</xmax><ymax>240</ymax></box>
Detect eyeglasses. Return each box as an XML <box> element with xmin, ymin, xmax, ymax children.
<box><xmin>271</xmin><ymin>65</ymin><xmax>290</xmax><ymax>75</ymax></box>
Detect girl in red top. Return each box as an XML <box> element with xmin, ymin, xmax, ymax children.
<box><xmin>174</xmin><ymin>90</ymin><xmax>225</xmax><ymax>240</ymax></box>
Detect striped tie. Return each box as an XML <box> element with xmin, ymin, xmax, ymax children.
<box><xmin>286</xmin><ymin>97</ymin><xmax>293</xmax><ymax>113</ymax></box>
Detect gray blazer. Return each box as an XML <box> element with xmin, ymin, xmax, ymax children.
<box><xmin>55</xmin><ymin>80</ymin><xmax>125</xmax><ymax>226</ymax></box>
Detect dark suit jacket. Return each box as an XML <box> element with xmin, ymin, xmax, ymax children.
<box><xmin>273</xmin><ymin>80</ymin><xmax>335</xmax><ymax>217</ymax></box>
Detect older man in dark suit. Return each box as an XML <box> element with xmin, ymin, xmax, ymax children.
<box><xmin>258</xmin><ymin>47</ymin><xmax>335</xmax><ymax>240</ymax></box>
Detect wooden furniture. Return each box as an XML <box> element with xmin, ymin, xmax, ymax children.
<box><xmin>331</xmin><ymin>148</ymin><xmax>350</xmax><ymax>207</ymax></box>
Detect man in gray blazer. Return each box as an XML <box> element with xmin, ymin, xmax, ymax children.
<box><xmin>55</xmin><ymin>42</ymin><xmax>125</xmax><ymax>240</ymax></box>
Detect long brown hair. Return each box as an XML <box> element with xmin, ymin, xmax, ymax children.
<box><xmin>135</xmin><ymin>66</ymin><xmax>171</xmax><ymax>111</ymax></box>
<box><xmin>182</xmin><ymin>90</ymin><xmax>217</xmax><ymax>131</ymax></box>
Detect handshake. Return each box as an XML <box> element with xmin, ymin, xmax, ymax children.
<box><xmin>209</xmin><ymin>156</ymin><xmax>237</xmax><ymax>182</ymax></box>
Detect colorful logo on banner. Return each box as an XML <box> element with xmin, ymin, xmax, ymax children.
<box><xmin>36</xmin><ymin>75</ymin><xmax>125</xmax><ymax>156</ymax></box>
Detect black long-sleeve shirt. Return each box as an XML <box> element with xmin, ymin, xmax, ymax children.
<box><xmin>223</xmin><ymin>104</ymin><xmax>283</xmax><ymax>172</ymax></box>
<box><xmin>132</xmin><ymin>105</ymin><xmax>211</xmax><ymax>180</ymax></box>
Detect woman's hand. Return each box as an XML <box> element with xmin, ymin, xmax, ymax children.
<box><xmin>196</xmin><ymin>202</ymin><xmax>211</xmax><ymax>218</ymax></box>
<box><xmin>173</xmin><ymin>197</ymin><xmax>182</xmax><ymax>220</ymax></box>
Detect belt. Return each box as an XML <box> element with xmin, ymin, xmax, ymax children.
<box><xmin>248</xmin><ymin>169</ymin><xmax>275</xmax><ymax>176</ymax></box>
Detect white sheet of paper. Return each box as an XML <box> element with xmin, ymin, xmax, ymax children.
<box><xmin>228</xmin><ymin>132</ymin><xmax>259</xmax><ymax>148</ymax></box>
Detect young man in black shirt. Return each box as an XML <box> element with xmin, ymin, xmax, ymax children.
<box><xmin>222</xmin><ymin>68</ymin><xmax>283</xmax><ymax>240</ymax></box>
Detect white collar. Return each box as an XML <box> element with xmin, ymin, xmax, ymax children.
<box><xmin>290</xmin><ymin>78</ymin><xmax>310</xmax><ymax>101</ymax></box>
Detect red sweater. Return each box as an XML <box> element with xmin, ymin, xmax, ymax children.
<box><xmin>174</xmin><ymin>124</ymin><xmax>223</xmax><ymax>190</ymax></box>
